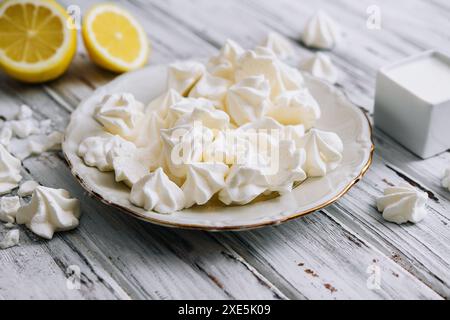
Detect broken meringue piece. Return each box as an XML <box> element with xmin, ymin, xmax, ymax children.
<box><xmin>300</xmin><ymin>52</ymin><xmax>339</xmax><ymax>84</ymax></box>
<box><xmin>0</xmin><ymin>126</ymin><xmax>12</xmax><ymax>147</ymax></box>
<box><xmin>18</xmin><ymin>180</ymin><xmax>40</xmax><ymax>197</ymax></box>
<box><xmin>16</xmin><ymin>186</ymin><xmax>81</xmax><ymax>240</ymax></box>
<box><xmin>377</xmin><ymin>184</ymin><xmax>428</xmax><ymax>224</ymax></box>
<box><xmin>302</xmin><ymin>10</ymin><xmax>341</xmax><ymax>49</ymax></box>
<box><xmin>0</xmin><ymin>229</ymin><xmax>20</xmax><ymax>249</ymax></box>
<box><xmin>130</xmin><ymin>168</ymin><xmax>185</xmax><ymax>213</ymax></box>
<box><xmin>0</xmin><ymin>196</ymin><xmax>21</xmax><ymax>223</ymax></box>
<box><xmin>0</xmin><ymin>144</ymin><xmax>22</xmax><ymax>195</ymax></box>
<box><xmin>17</xmin><ymin>104</ymin><xmax>33</xmax><ymax>120</ymax></box>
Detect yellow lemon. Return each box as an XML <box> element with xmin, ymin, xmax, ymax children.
<box><xmin>82</xmin><ymin>3</ymin><xmax>149</xmax><ymax>73</ymax></box>
<box><xmin>0</xmin><ymin>0</ymin><xmax>77</xmax><ymax>83</ymax></box>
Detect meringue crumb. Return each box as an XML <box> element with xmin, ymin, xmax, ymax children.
<box><xmin>0</xmin><ymin>229</ymin><xmax>20</xmax><ymax>249</ymax></box>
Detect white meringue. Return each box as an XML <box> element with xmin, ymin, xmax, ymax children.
<box><xmin>302</xmin><ymin>10</ymin><xmax>341</xmax><ymax>49</ymax></box>
<box><xmin>269</xmin><ymin>89</ymin><xmax>321</xmax><ymax>129</ymax></box>
<box><xmin>16</xmin><ymin>186</ymin><xmax>81</xmax><ymax>239</ymax></box>
<box><xmin>27</xmin><ymin>131</ymin><xmax>63</xmax><ymax>155</ymax></box>
<box><xmin>207</xmin><ymin>39</ymin><xmax>244</xmax><ymax>80</ymax></box>
<box><xmin>377</xmin><ymin>184</ymin><xmax>428</xmax><ymax>224</ymax></box>
<box><xmin>78</xmin><ymin>134</ymin><xmax>136</xmax><ymax>172</ymax></box>
<box><xmin>0</xmin><ymin>144</ymin><xmax>22</xmax><ymax>195</ymax></box>
<box><xmin>297</xmin><ymin>128</ymin><xmax>343</xmax><ymax>177</ymax></box>
<box><xmin>266</xmin><ymin>140</ymin><xmax>307</xmax><ymax>194</ymax></box>
<box><xmin>17</xmin><ymin>104</ymin><xmax>33</xmax><ymax>120</ymax></box>
<box><xmin>236</xmin><ymin>47</ymin><xmax>304</xmax><ymax>98</ymax></box>
<box><xmin>146</xmin><ymin>89</ymin><xmax>183</xmax><ymax>118</ymax></box>
<box><xmin>18</xmin><ymin>180</ymin><xmax>40</xmax><ymax>197</ymax></box>
<box><xmin>8</xmin><ymin>119</ymin><xmax>40</xmax><ymax>138</ymax></box>
<box><xmin>113</xmin><ymin>156</ymin><xmax>149</xmax><ymax>188</ymax></box>
<box><xmin>0</xmin><ymin>229</ymin><xmax>20</xmax><ymax>249</ymax></box>
<box><xmin>442</xmin><ymin>168</ymin><xmax>450</xmax><ymax>191</ymax></box>
<box><xmin>188</xmin><ymin>72</ymin><xmax>231</xmax><ymax>108</ymax></box>
<box><xmin>182</xmin><ymin>162</ymin><xmax>228</xmax><ymax>207</ymax></box>
<box><xmin>130</xmin><ymin>168</ymin><xmax>185</xmax><ymax>213</ymax></box>
<box><xmin>167</xmin><ymin>61</ymin><xmax>205</xmax><ymax>96</ymax></box>
<box><xmin>300</xmin><ymin>52</ymin><xmax>338</xmax><ymax>84</ymax></box>
<box><xmin>226</xmin><ymin>75</ymin><xmax>271</xmax><ymax>126</ymax></box>
<box><xmin>0</xmin><ymin>196</ymin><xmax>21</xmax><ymax>223</ymax></box>
<box><xmin>261</xmin><ymin>32</ymin><xmax>294</xmax><ymax>60</ymax></box>
<box><xmin>203</xmin><ymin>130</ymin><xmax>251</xmax><ymax>165</ymax></box>
<box><xmin>95</xmin><ymin>93</ymin><xmax>145</xmax><ymax>141</ymax></box>
<box><xmin>0</xmin><ymin>126</ymin><xmax>12</xmax><ymax>147</ymax></box>
<box><xmin>219</xmin><ymin>162</ymin><xmax>269</xmax><ymax>205</ymax></box>
<box><xmin>160</xmin><ymin>124</ymin><xmax>214</xmax><ymax>179</ymax></box>
<box><xmin>165</xmin><ymin>97</ymin><xmax>216</xmax><ymax>127</ymax></box>
<box><xmin>174</xmin><ymin>100</ymin><xmax>230</xmax><ymax>130</ymax></box>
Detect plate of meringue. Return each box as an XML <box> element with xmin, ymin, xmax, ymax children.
<box><xmin>63</xmin><ymin>39</ymin><xmax>373</xmax><ymax>230</ymax></box>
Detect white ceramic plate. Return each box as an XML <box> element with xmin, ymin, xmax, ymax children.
<box><xmin>63</xmin><ymin>64</ymin><xmax>374</xmax><ymax>231</ymax></box>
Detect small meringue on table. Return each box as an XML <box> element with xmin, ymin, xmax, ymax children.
<box><xmin>442</xmin><ymin>168</ymin><xmax>450</xmax><ymax>192</ymax></box>
<box><xmin>0</xmin><ymin>144</ymin><xmax>22</xmax><ymax>195</ymax></box>
<box><xmin>302</xmin><ymin>10</ymin><xmax>341</xmax><ymax>49</ymax></box>
<box><xmin>130</xmin><ymin>168</ymin><xmax>185</xmax><ymax>213</ymax></box>
<box><xmin>300</xmin><ymin>52</ymin><xmax>339</xmax><ymax>84</ymax></box>
<box><xmin>376</xmin><ymin>184</ymin><xmax>428</xmax><ymax>224</ymax></box>
<box><xmin>261</xmin><ymin>32</ymin><xmax>294</xmax><ymax>60</ymax></box>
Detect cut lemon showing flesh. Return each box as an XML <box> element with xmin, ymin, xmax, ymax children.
<box><xmin>82</xmin><ymin>4</ymin><xmax>149</xmax><ymax>73</ymax></box>
<box><xmin>0</xmin><ymin>0</ymin><xmax>77</xmax><ymax>83</ymax></box>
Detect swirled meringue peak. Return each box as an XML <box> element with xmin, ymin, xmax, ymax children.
<box><xmin>207</xmin><ymin>39</ymin><xmax>244</xmax><ymax>80</ymax></box>
<box><xmin>0</xmin><ymin>144</ymin><xmax>22</xmax><ymax>195</ymax></box>
<box><xmin>167</xmin><ymin>61</ymin><xmax>205</xmax><ymax>96</ymax></box>
<box><xmin>16</xmin><ymin>186</ymin><xmax>80</xmax><ymax>240</ymax></box>
<box><xmin>189</xmin><ymin>72</ymin><xmax>232</xmax><ymax>108</ymax></box>
<box><xmin>377</xmin><ymin>184</ymin><xmax>429</xmax><ymax>224</ymax></box>
<box><xmin>182</xmin><ymin>162</ymin><xmax>229</xmax><ymax>207</ymax></box>
<box><xmin>95</xmin><ymin>93</ymin><xmax>145</xmax><ymax>141</ymax></box>
<box><xmin>130</xmin><ymin>168</ymin><xmax>185</xmax><ymax>213</ymax></box>
<box><xmin>298</xmin><ymin>128</ymin><xmax>343</xmax><ymax>177</ymax></box>
<box><xmin>226</xmin><ymin>75</ymin><xmax>271</xmax><ymax>126</ymax></box>
<box><xmin>261</xmin><ymin>32</ymin><xmax>294</xmax><ymax>60</ymax></box>
<box><xmin>174</xmin><ymin>98</ymin><xmax>231</xmax><ymax>130</ymax></box>
<box><xmin>302</xmin><ymin>10</ymin><xmax>341</xmax><ymax>49</ymax></box>
<box><xmin>147</xmin><ymin>89</ymin><xmax>183</xmax><ymax>118</ymax></box>
<box><xmin>78</xmin><ymin>134</ymin><xmax>136</xmax><ymax>172</ymax></box>
<box><xmin>269</xmin><ymin>89</ymin><xmax>321</xmax><ymax>129</ymax></box>
<box><xmin>442</xmin><ymin>168</ymin><xmax>450</xmax><ymax>192</ymax></box>
<box><xmin>300</xmin><ymin>52</ymin><xmax>339</xmax><ymax>84</ymax></box>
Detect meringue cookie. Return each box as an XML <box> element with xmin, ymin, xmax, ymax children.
<box><xmin>182</xmin><ymin>162</ymin><xmax>228</xmax><ymax>207</ymax></box>
<box><xmin>17</xmin><ymin>104</ymin><xmax>33</xmax><ymax>120</ymax></box>
<box><xmin>207</xmin><ymin>39</ymin><xmax>244</xmax><ymax>80</ymax></box>
<box><xmin>298</xmin><ymin>128</ymin><xmax>343</xmax><ymax>177</ymax></box>
<box><xmin>377</xmin><ymin>184</ymin><xmax>428</xmax><ymax>224</ymax></box>
<box><xmin>78</xmin><ymin>134</ymin><xmax>136</xmax><ymax>172</ymax></box>
<box><xmin>16</xmin><ymin>186</ymin><xmax>81</xmax><ymax>239</ymax></box>
<box><xmin>0</xmin><ymin>126</ymin><xmax>12</xmax><ymax>147</ymax></box>
<box><xmin>167</xmin><ymin>61</ymin><xmax>205</xmax><ymax>96</ymax></box>
<box><xmin>174</xmin><ymin>99</ymin><xmax>231</xmax><ymax>130</ymax></box>
<box><xmin>95</xmin><ymin>93</ymin><xmax>145</xmax><ymax>141</ymax></box>
<box><xmin>146</xmin><ymin>89</ymin><xmax>183</xmax><ymax>119</ymax></box>
<box><xmin>236</xmin><ymin>47</ymin><xmax>304</xmax><ymax>98</ymax></box>
<box><xmin>442</xmin><ymin>168</ymin><xmax>450</xmax><ymax>191</ymax></box>
<box><xmin>261</xmin><ymin>32</ymin><xmax>294</xmax><ymax>60</ymax></box>
<box><xmin>0</xmin><ymin>229</ymin><xmax>20</xmax><ymax>249</ymax></box>
<box><xmin>160</xmin><ymin>124</ymin><xmax>214</xmax><ymax>178</ymax></box>
<box><xmin>18</xmin><ymin>180</ymin><xmax>40</xmax><ymax>197</ymax></box>
<box><xmin>226</xmin><ymin>75</ymin><xmax>271</xmax><ymax>126</ymax></box>
<box><xmin>269</xmin><ymin>89</ymin><xmax>321</xmax><ymax>129</ymax></box>
<box><xmin>0</xmin><ymin>144</ymin><xmax>22</xmax><ymax>195</ymax></box>
<box><xmin>283</xmin><ymin>124</ymin><xmax>305</xmax><ymax>143</ymax></box>
<box><xmin>266</xmin><ymin>140</ymin><xmax>307</xmax><ymax>194</ymax></box>
<box><xmin>0</xmin><ymin>196</ymin><xmax>21</xmax><ymax>223</ymax></box>
<box><xmin>130</xmin><ymin>168</ymin><xmax>185</xmax><ymax>213</ymax></box>
<box><xmin>164</xmin><ymin>97</ymin><xmax>216</xmax><ymax>127</ymax></box>
<box><xmin>219</xmin><ymin>162</ymin><xmax>269</xmax><ymax>205</ymax></box>
<box><xmin>302</xmin><ymin>10</ymin><xmax>341</xmax><ymax>49</ymax></box>
<box><xmin>203</xmin><ymin>130</ymin><xmax>251</xmax><ymax>165</ymax></box>
<box><xmin>189</xmin><ymin>72</ymin><xmax>232</xmax><ymax>108</ymax></box>
<box><xmin>300</xmin><ymin>52</ymin><xmax>338</xmax><ymax>84</ymax></box>
<box><xmin>113</xmin><ymin>156</ymin><xmax>149</xmax><ymax>188</ymax></box>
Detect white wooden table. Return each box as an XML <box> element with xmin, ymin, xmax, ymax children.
<box><xmin>1</xmin><ymin>0</ymin><xmax>449</xmax><ymax>300</ymax></box>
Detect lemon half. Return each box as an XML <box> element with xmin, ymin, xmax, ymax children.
<box><xmin>0</xmin><ymin>0</ymin><xmax>77</xmax><ymax>83</ymax></box>
<box><xmin>82</xmin><ymin>4</ymin><xmax>149</xmax><ymax>73</ymax></box>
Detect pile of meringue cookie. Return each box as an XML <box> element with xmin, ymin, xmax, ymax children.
<box><xmin>0</xmin><ymin>105</ymin><xmax>81</xmax><ymax>249</ymax></box>
<box><xmin>77</xmin><ymin>30</ymin><xmax>345</xmax><ymax>214</ymax></box>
